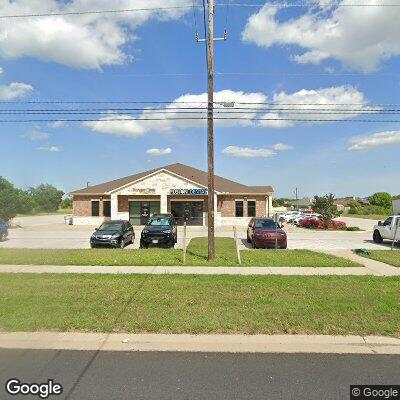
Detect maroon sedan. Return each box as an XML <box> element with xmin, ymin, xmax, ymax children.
<box><xmin>247</xmin><ymin>218</ymin><xmax>287</xmax><ymax>249</ymax></box>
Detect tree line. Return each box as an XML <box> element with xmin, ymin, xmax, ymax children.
<box><xmin>0</xmin><ymin>177</ymin><xmax>70</xmax><ymax>222</ymax></box>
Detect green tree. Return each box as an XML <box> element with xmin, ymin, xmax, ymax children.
<box><xmin>0</xmin><ymin>177</ymin><xmax>34</xmax><ymax>221</ymax></box>
<box><xmin>60</xmin><ymin>196</ymin><xmax>72</xmax><ymax>210</ymax></box>
<box><xmin>16</xmin><ymin>190</ymin><xmax>35</xmax><ymax>214</ymax></box>
<box><xmin>29</xmin><ymin>184</ymin><xmax>64</xmax><ymax>212</ymax></box>
<box><xmin>369</xmin><ymin>192</ymin><xmax>392</xmax><ymax>210</ymax></box>
<box><xmin>312</xmin><ymin>194</ymin><xmax>342</xmax><ymax>228</ymax></box>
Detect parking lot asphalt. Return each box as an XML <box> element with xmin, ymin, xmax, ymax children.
<box><xmin>0</xmin><ymin>215</ymin><xmax>394</xmax><ymax>251</ymax></box>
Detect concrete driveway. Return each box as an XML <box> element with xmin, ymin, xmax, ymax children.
<box><xmin>1</xmin><ymin>215</ymin><xmax>396</xmax><ymax>251</ymax></box>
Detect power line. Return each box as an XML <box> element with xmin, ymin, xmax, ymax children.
<box><xmin>1</xmin><ymin>116</ymin><xmax>400</xmax><ymax>122</ymax></box>
<box><xmin>0</xmin><ymin>5</ymin><xmax>196</xmax><ymax>19</ymax></box>
<box><xmin>217</xmin><ymin>2</ymin><xmax>400</xmax><ymax>7</ymax></box>
<box><xmin>0</xmin><ymin>2</ymin><xmax>399</xmax><ymax>18</ymax></box>
<box><xmin>3</xmin><ymin>100</ymin><xmax>400</xmax><ymax>106</ymax></box>
<box><xmin>1</xmin><ymin>109</ymin><xmax>400</xmax><ymax>114</ymax></box>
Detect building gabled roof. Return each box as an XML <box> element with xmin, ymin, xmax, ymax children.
<box><xmin>71</xmin><ymin>163</ymin><xmax>273</xmax><ymax>195</ymax></box>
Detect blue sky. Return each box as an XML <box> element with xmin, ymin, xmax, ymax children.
<box><xmin>1</xmin><ymin>1</ymin><xmax>400</xmax><ymax>197</ymax></box>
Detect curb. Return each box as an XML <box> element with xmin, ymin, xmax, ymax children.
<box><xmin>1</xmin><ymin>333</ymin><xmax>399</xmax><ymax>354</ymax></box>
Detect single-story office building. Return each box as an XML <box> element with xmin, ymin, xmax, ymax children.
<box><xmin>71</xmin><ymin>163</ymin><xmax>274</xmax><ymax>226</ymax></box>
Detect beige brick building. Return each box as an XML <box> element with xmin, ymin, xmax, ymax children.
<box><xmin>71</xmin><ymin>163</ymin><xmax>274</xmax><ymax>226</ymax></box>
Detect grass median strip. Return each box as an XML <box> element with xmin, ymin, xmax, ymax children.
<box><xmin>359</xmin><ymin>250</ymin><xmax>400</xmax><ymax>267</ymax></box>
<box><xmin>0</xmin><ymin>273</ymin><xmax>398</xmax><ymax>336</ymax></box>
<box><xmin>0</xmin><ymin>237</ymin><xmax>360</xmax><ymax>267</ymax></box>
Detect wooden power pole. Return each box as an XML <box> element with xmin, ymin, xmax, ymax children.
<box><xmin>197</xmin><ymin>0</ymin><xmax>226</xmax><ymax>260</ymax></box>
<box><xmin>207</xmin><ymin>0</ymin><xmax>215</xmax><ymax>261</ymax></box>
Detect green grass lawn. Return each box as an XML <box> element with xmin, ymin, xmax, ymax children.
<box><xmin>360</xmin><ymin>250</ymin><xmax>400</xmax><ymax>267</ymax></box>
<box><xmin>0</xmin><ymin>237</ymin><xmax>360</xmax><ymax>267</ymax></box>
<box><xmin>241</xmin><ymin>249</ymin><xmax>359</xmax><ymax>267</ymax></box>
<box><xmin>0</xmin><ymin>273</ymin><xmax>398</xmax><ymax>336</ymax></box>
<box><xmin>345</xmin><ymin>214</ymin><xmax>388</xmax><ymax>221</ymax></box>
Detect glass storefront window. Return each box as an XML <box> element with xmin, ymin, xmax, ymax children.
<box><xmin>129</xmin><ymin>201</ymin><xmax>160</xmax><ymax>225</ymax></box>
<box><xmin>91</xmin><ymin>201</ymin><xmax>99</xmax><ymax>217</ymax></box>
<box><xmin>235</xmin><ymin>201</ymin><xmax>243</xmax><ymax>217</ymax></box>
<box><xmin>247</xmin><ymin>200</ymin><xmax>256</xmax><ymax>217</ymax></box>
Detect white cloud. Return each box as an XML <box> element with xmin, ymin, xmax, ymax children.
<box><xmin>0</xmin><ymin>82</ymin><xmax>33</xmax><ymax>100</ymax></box>
<box><xmin>84</xmin><ymin>86</ymin><xmax>372</xmax><ymax>136</ymax></box>
<box><xmin>0</xmin><ymin>67</ymin><xmax>3</xmax><ymax>75</ymax></box>
<box><xmin>49</xmin><ymin>120</ymin><xmax>67</xmax><ymax>128</ymax></box>
<box><xmin>242</xmin><ymin>3</ymin><xmax>400</xmax><ymax>72</ymax></box>
<box><xmin>22</xmin><ymin>131</ymin><xmax>49</xmax><ymax>141</ymax></box>
<box><xmin>223</xmin><ymin>146</ymin><xmax>276</xmax><ymax>158</ymax></box>
<box><xmin>258</xmin><ymin>85</ymin><xmax>371</xmax><ymax>128</ymax></box>
<box><xmin>146</xmin><ymin>147</ymin><xmax>172</xmax><ymax>156</ymax></box>
<box><xmin>36</xmin><ymin>145</ymin><xmax>61</xmax><ymax>152</ymax></box>
<box><xmin>348</xmin><ymin>130</ymin><xmax>400</xmax><ymax>151</ymax></box>
<box><xmin>222</xmin><ymin>143</ymin><xmax>293</xmax><ymax>158</ymax></box>
<box><xmin>272</xmin><ymin>143</ymin><xmax>293</xmax><ymax>151</ymax></box>
<box><xmin>0</xmin><ymin>0</ymin><xmax>190</xmax><ymax>69</ymax></box>
<box><xmin>84</xmin><ymin>89</ymin><xmax>267</xmax><ymax>137</ymax></box>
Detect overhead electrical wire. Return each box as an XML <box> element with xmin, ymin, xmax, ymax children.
<box><xmin>0</xmin><ymin>1</ymin><xmax>398</xmax><ymax>19</ymax></box>
<box><xmin>3</xmin><ymin>100</ymin><xmax>400</xmax><ymax>106</ymax></box>
<box><xmin>0</xmin><ymin>116</ymin><xmax>400</xmax><ymax>123</ymax></box>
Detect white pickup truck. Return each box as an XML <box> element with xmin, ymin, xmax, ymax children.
<box><xmin>373</xmin><ymin>215</ymin><xmax>400</xmax><ymax>244</ymax></box>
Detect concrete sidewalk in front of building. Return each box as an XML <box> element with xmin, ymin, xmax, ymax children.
<box><xmin>0</xmin><ymin>260</ymin><xmax>398</xmax><ymax>276</ymax></box>
<box><xmin>1</xmin><ymin>332</ymin><xmax>399</xmax><ymax>354</ymax></box>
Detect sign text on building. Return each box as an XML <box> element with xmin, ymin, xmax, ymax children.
<box><xmin>170</xmin><ymin>188</ymin><xmax>208</xmax><ymax>195</ymax></box>
<box><xmin>126</xmin><ymin>188</ymin><xmax>156</xmax><ymax>194</ymax></box>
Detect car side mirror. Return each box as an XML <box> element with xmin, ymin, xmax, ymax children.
<box><xmin>378</xmin><ymin>221</ymin><xmax>382</xmax><ymax>226</ymax></box>
<box><xmin>95</xmin><ymin>228</ymin><xmax>98</xmax><ymax>231</ymax></box>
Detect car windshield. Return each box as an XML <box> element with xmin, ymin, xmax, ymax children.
<box><xmin>254</xmin><ymin>219</ymin><xmax>279</xmax><ymax>228</ymax></box>
<box><xmin>98</xmin><ymin>222</ymin><xmax>123</xmax><ymax>231</ymax></box>
<box><xmin>148</xmin><ymin>217</ymin><xmax>171</xmax><ymax>226</ymax></box>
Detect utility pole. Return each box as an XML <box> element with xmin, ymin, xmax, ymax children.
<box><xmin>196</xmin><ymin>0</ymin><xmax>227</xmax><ymax>260</ymax></box>
<box><xmin>294</xmin><ymin>187</ymin><xmax>298</xmax><ymax>210</ymax></box>
<box><xmin>207</xmin><ymin>0</ymin><xmax>215</xmax><ymax>260</ymax></box>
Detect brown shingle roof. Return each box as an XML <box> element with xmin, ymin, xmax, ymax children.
<box><xmin>71</xmin><ymin>163</ymin><xmax>273</xmax><ymax>195</ymax></box>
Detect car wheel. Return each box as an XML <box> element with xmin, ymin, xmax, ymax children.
<box><xmin>373</xmin><ymin>230</ymin><xmax>383</xmax><ymax>244</ymax></box>
<box><xmin>119</xmin><ymin>239</ymin><xmax>125</xmax><ymax>249</ymax></box>
<box><xmin>252</xmin><ymin>238</ymin><xmax>257</xmax><ymax>249</ymax></box>
<box><xmin>310</xmin><ymin>223</ymin><xmax>317</xmax><ymax>229</ymax></box>
<box><xmin>140</xmin><ymin>240</ymin><xmax>147</xmax><ymax>249</ymax></box>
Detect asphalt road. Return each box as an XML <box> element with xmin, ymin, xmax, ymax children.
<box><xmin>1</xmin><ymin>349</ymin><xmax>399</xmax><ymax>400</ymax></box>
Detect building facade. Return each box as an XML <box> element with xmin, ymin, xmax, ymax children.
<box><xmin>71</xmin><ymin>163</ymin><xmax>274</xmax><ymax>226</ymax></box>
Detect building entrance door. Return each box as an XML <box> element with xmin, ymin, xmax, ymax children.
<box><xmin>129</xmin><ymin>201</ymin><xmax>160</xmax><ymax>225</ymax></box>
<box><xmin>170</xmin><ymin>201</ymin><xmax>204</xmax><ymax>226</ymax></box>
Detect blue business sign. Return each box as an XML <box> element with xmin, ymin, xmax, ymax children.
<box><xmin>170</xmin><ymin>188</ymin><xmax>208</xmax><ymax>195</ymax></box>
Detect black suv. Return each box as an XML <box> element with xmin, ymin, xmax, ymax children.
<box><xmin>0</xmin><ymin>219</ymin><xmax>8</xmax><ymax>242</ymax></box>
<box><xmin>90</xmin><ymin>220</ymin><xmax>134</xmax><ymax>249</ymax></box>
<box><xmin>140</xmin><ymin>214</ymin><xmax>177</xmax><ymax>248</ymax></box>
